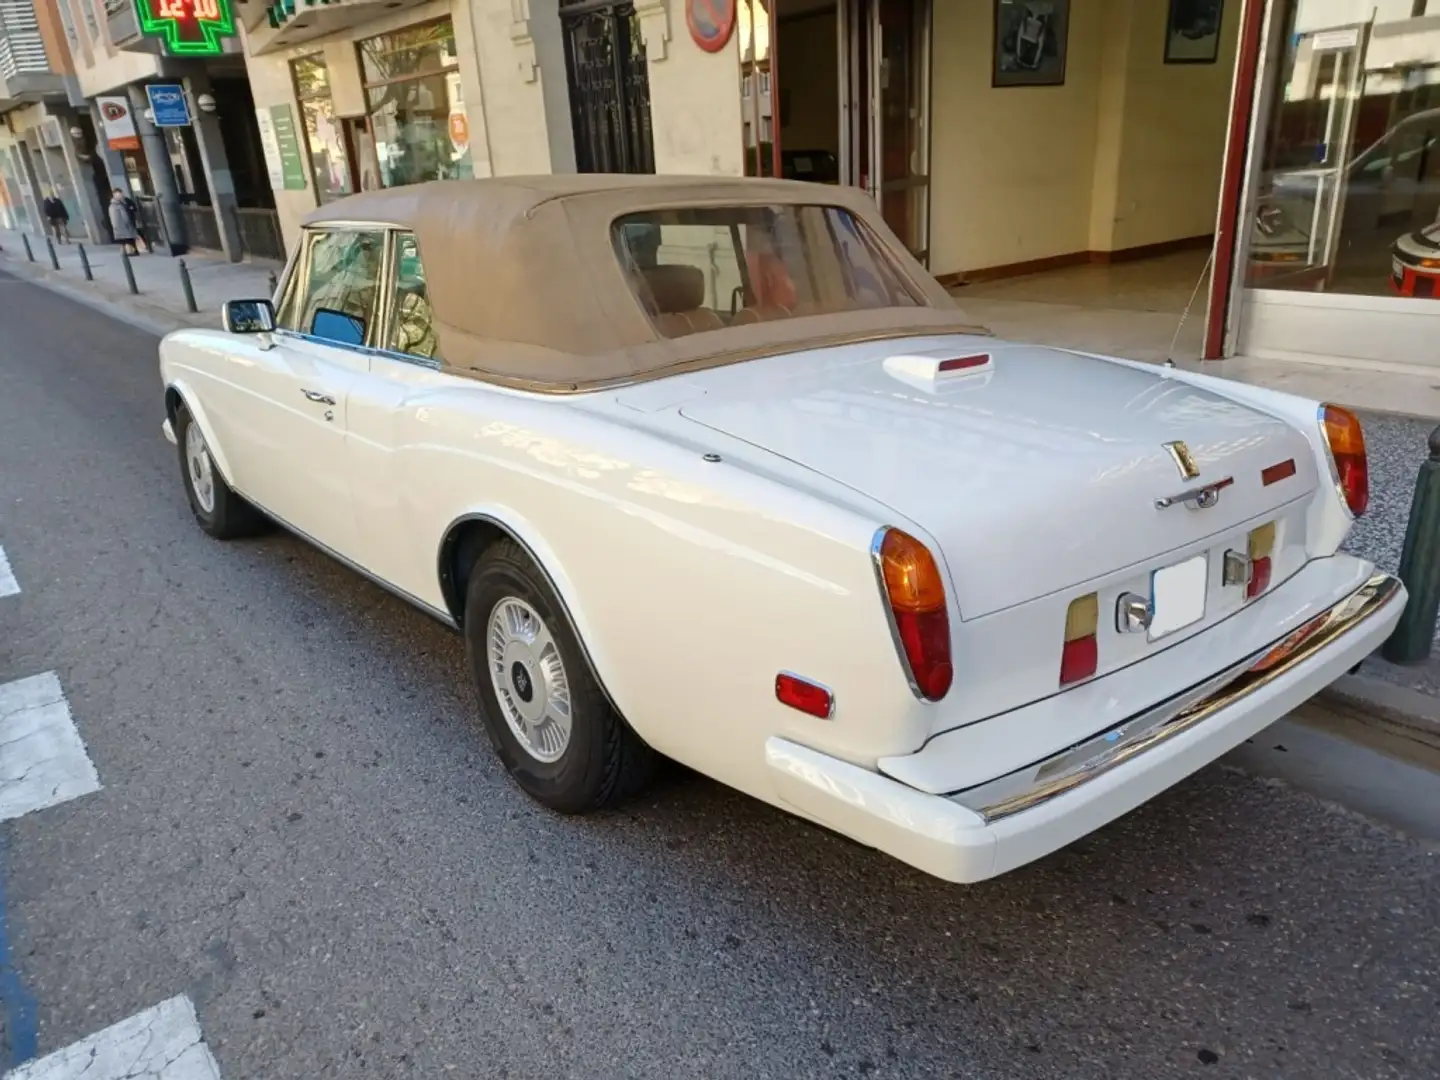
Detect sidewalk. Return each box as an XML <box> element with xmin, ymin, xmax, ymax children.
<box><xmin>3</xmin><ymin>221</ymin><xmax>1438</xmax><ymax>775</ymax></box>
<box><xmin>0</xmin><ymin>227</ymin><xmax>281</xmax><ymax>337</ymax></box>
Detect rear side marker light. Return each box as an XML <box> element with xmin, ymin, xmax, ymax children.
<box><xmin>1061</xmin><ymin>593</ymin><xmax>1099</xmax><ymax>686</ymax></box>
<box><xmin>1320</xmin><ymin>404</ymin><xmax>1369</xmax><ymax>517</ymax></box>
<box><xmin>1247</xmin><ymin>522</ymin><xmax>1276</xmax><ymax>600</ymax></box>
<box><xmin>776</xmin><ymin>673</ymin><xmax>834</xmax><ymax>719</ymax></box>
<box><xmin>1261</xmin><ymin>458</ymin><xmax>1296</xmax><ymax>486</ymax></box>
<box><xmin>872</xmin><ymin>527</ymin><xmax>953</xmax><ymax>701</ymax></box>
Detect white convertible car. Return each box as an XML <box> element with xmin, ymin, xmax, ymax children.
<box><xmin>159</xmin><ymin>176</ymin><xmax>1405</xmax><ymax>884</ymax></box>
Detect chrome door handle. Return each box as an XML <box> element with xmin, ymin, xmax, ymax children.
<box><xmin>302</xmin><ymin>389</ymin><xmax>336</xmax><ymax>406</ymax></box>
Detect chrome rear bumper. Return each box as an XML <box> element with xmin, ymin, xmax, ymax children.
<box><xmin>950</xmin><ymin>573</ymin><xmax>1402</xmax><ymax>823</ymax></box>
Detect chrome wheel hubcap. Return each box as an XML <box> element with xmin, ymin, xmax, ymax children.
<box><xmin>185</xmin><ymin>422</ymin><xmax>216</xmax><ymax>515</ymax></box>
<box><xmin>487</xmin><ymin>597</ymin><xmax>572</xmax><ymax>762</ymax></box>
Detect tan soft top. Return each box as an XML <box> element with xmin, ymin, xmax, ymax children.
<box><xmin>301</xmin><ymin>175</ymin><xmax>987</xmax><ymax>391</ymax></box>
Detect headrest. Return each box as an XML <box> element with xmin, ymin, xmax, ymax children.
<box><xmin>637</xmin><ymin>264</ymin><xmax>706</xmax><ymax>314</ymax></box>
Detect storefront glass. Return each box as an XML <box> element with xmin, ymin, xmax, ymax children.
<box><xmin>357</xmin><ymin>19</ymin><xmax>474</xmax><ymax>189</ymax></box>
<box><xmin>1247</xmin><ymin>0</ymin><xmax>1440</xmax><ymax>300</ymax></box>
<box><xmin>292</xmin><ymin>54</ymin><xmax>354</xmax><ymax>204</ymax></box>
<box><xmin>737</xmin><ymin>0</ymin><xmax>777</xmax><ymax>177</ymax></box>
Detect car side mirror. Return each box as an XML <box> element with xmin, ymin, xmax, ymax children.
<box><xmin>222</xmin><ymin>299</ymin><xmax>276</xmax><ymax>335</ymax></box>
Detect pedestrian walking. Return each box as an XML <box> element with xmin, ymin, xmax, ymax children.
<box><xmin>108</xmin><ymin>188</ymin><xmax>138</xmax><ymax>256</ymax></box>
<box><xmin>42</xmin><ymin>192</ymin><xmax>70</xmax><ymax>244</ymax></box>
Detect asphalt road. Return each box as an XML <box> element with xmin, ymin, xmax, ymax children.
<box><xmin>0</xmin><ymin>269</ymin><xmax>1437</xmax><ymax>1080</ymax></box>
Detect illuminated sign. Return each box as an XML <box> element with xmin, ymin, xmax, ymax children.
<box><xmin>133</xmin><ymin>0</ymin><xmax>236</xmax><ymax>56</ymax></box>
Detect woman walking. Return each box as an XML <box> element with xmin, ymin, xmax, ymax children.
<box><xmin>108</xmin><ymin>189</ymin><xmax>138</xmax><ymax>256</ymax></box>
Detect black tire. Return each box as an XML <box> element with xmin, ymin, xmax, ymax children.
<box><xmin>173</xmin><ymin>401</ymin><xmax>266</xmax><ymax>540</ymax></box>
<box><xmin>464</xmin><ymin>538</ymin><xmax>656</xmax><ymax>813</ymax></box>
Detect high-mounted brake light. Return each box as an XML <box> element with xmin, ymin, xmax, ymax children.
<box><xmin>1320</xmin><ymin>404</ymin><xmax>1368</xmax><ymax>517</ymax></box>
<box><xmin>1060</xmin><ymin>593</ymin><xmax>1099</xmax><ymax>686</ymax></box>
<box><xmin>872</xmin><ymin>528</ymin><xmax>953</xmax><ymax>700</ymax></box>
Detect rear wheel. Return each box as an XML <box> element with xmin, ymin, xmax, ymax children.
<box><xmin>174</xmin><ymin>402</ymin><xmax>266</xmax><ymax>540</ymax></box>
<box><xmin>464</xmin><ymin>538</ymin><xmax>656</xmax><ymax>812</ymax></box>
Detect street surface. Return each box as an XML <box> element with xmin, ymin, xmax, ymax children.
<box><xmin>1</xmin><ymin>269</ymin><xmax>1438</xmax><ymax>1079</ymax></box>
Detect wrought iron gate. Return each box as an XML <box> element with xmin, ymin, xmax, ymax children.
<box><xmin>560</xmin><ymin>0</ymin><xmax>655</xmax><ymax>174</ymax></box>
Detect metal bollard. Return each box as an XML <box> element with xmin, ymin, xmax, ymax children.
<box><xmin>78</xmin><ymin>244</ymin><xmax>93</xmax><ymax>281</ymax></box>
<box><xmin>178</xmin><ymin>259</ymin><xmax>198</xmax><ymax>313</ymax></box>
<box><xmin>120</xmin><ymin>249</ymin><xmax>138</xmax><ymax>295</ymax></box>
<box><xmin>22</xmin><ymin>234</ymin><xmax>33</xmax><ymax>261</ymax></box>
<box><xmin>267</xmin><ymin>270</ymin><xmax>278</xmax><ymax>296</ymax></box>
<box><xmin>44</xmin><ymin>235</ymin><xmax>59</xmax><ymax>270</ymax></box>
<box><xmin>1383</xmin><ymin>425</ymin><xmax>1440</xmax><ymax>664</ymax></box>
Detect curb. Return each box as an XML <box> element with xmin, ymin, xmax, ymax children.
<box><xmin>0</xmin><ymin>248</ymin><xmax>213</xmax><ymax>338</ymax></box>
<box><xmin>1308</xmin><ymin>673</ymin><xmax>1440</xmax><ymax>773</ymax></box>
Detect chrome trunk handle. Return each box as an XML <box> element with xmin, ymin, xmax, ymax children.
<box><xmin>302</xmin><ymin>389</ymin><xmax>336</xmax><ymax>406</ymax></box>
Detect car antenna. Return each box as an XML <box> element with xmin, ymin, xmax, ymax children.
<box><xmin>1165</xmin><ymin>246</ymin><xmax>1217</xmax><ymax>369</ymax></box>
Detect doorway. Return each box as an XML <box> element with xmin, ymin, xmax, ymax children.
<box><xmin>755</xmin><ymin>0</ymin><xmax>931</xmax><ymax>263</ymax></box>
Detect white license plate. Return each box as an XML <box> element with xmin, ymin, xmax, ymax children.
<box><xmin>1148</xmin><ymin>554</ymin><xmax>1208</xmax><ymax>640</ymax></box>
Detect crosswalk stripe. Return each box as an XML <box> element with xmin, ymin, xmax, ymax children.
<box><xmin>0</xmin><ymin>673</ymin><xmax>100</xmax><ymax>822</ymax></box>
<box><xmin>1</xmin><ymin>995</ymin><xmax>221</xmax><ymax>1079</ymax></box>
<box><xmin>0</xmin><ymin>546</ymin><xmax>17</xmax><ymax>598</ymax></box>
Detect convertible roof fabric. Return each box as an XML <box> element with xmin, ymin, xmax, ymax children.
<box><xmin>302</xmin><ymin>175</ymin><xmax>989</xmax><ymax>391</ymax></box>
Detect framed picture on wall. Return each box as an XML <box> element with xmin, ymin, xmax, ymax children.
<box><xmin>993</xmin><ymin>0</ymin><xmax>1070</xmax><ymax>88</ymax></box>
<box><xmin>1165</xmin><ymin>0</ymin><xmax>1224</xmax><ymax>64</ymax></box>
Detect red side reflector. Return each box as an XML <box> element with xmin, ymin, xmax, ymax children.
<box><xmin>1059</xmin><ymin>635</ymin><xmax>1098</xmax><ymax>686</ymax></box>
<box><xmin>776</xmin><ymin>673</ymin><xmax>834</xmax><ymax>719</ymax></box>
<box><xmin>1261</xmin><ymin>459</ymin><xmax>1296</xmax><ymax>486</ymax></box>
<box><xmin>937</xmin><ymin>354</ymin><xmax>990</xmax><ymax>372</ymax></box>
<box><xmin>1246</xmin><ymin>556</ymin><xmax>1272</xmax><ymax>599</ymax></box>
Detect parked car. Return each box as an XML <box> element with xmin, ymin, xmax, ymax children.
<box><xmin>1391</xmin><ymin>217</ymin><xmax>1440</xmax><ymax>299</ymax></box>
<box><xmin>158</xmin><ymin>176</ymin><xmax>1405</xmax><ymax>884</ymax></box>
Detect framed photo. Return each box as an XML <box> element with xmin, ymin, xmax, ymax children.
<box><xmin>993</xmin><ymin>0</ymin><xmax>1070</xmax><ymax>88</ymax></box>
<box><xmin>1165</xmin><ymin>0</ymin><xmax>1224</xmax><ymax>64</ymax></box>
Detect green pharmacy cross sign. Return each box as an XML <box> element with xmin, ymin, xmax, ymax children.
<box><xmin>133</xmin><ymin>0</ymin><xmax>236</xmax><ymax>56</ymax></box>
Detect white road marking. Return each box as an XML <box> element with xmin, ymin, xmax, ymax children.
<box><xmin>0</xmin><ymin>673</ymin><xmax>100</xmax><ymax>822</ymax></box>
<box><xmin>0</xmin><ymin>545</ymin><xmax>17</xmax><ymax>597</ymax></box>
<box><xmin>2</xmin><ymin>995</ymin><xmax>221</xmax><ymax>1079</ymax></box>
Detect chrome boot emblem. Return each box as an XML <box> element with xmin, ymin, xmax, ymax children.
<box><xmin>1163</xmin><ymin>440</ymin><xmax>1200</xmax><ymax>481</ymax></box>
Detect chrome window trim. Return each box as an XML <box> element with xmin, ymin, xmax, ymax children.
<box><xmin>277</xmin><ymin>224</ymin><xmax>392</xmax><ymax>348</ymax></box>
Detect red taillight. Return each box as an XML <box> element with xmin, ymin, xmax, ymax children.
<box><xmin>1060</xmin><ymin>593</ymin><xmax>1099</xmax><ymax>686</ymax></box>
<box><xmin>873</xmin><ymin>528</ymin><xmax>953</xmax><ymax>700</ymax></box>
<box><xmin>1246</xmin><ymin>557</ymin><xmax>1272</xmax><ymax>600</ymax></box>
<box><xmin>775</xmin><ymin>673</ymin><xmax>834</xmax><ymax>718</ymax></box>
<box><xmin>1246</xmin><ymin>522</ymin><xmax>1275</xmax><ymax>600</ymax></box>
<box><xmin>1321</xmin><ymin>404</ymin><xmax>1368</xmax><ymax>517</ymax></box>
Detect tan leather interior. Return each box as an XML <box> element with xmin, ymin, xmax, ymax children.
<box><xmin>633</xmin><ymin>264</ymin><xmax>725</xmax><ymax>338</ymax></box>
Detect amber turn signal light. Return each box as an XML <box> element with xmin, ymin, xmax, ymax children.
<box><xmin>1320</xmin><ymin>404</ymin><xmax>1368</xmax><ymax>517</ymax></box>
<box><xmin>873</xmin><ymin>528</ymin><xmax>953</xmax><ymax>700</ymax></box>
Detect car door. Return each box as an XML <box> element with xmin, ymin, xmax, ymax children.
<box><xmin>249</xmin><ymin>226</ymin><xmax>387</xmax><ymax>559</ymax></box>
<box><xmin>342</xmin><ymin>229</ymin><xmax>451</xmax><ymax>601</ymax></box>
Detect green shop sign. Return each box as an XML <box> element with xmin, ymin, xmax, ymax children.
<box><xmin>133</xmin><ymin>0</ymin><xmax>236</xmax><ymax>56</ymax></box>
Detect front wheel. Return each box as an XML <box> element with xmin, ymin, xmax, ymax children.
<box><xmin>174</xmin><ymin>402</ymin><xmax>266</xmax><ymax>540</ymax></box>
<box><xmin>464</xmin><ymin>539</ymin><xmax>656</xmax><ymax>813</ymax></box>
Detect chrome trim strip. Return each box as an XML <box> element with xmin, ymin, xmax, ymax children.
<box><xmin>870</xmin><ymin>527</ymin><xmax>926</xmax><ymax>700</ymax></box>
<box><xmin>949</xmin><ymin>573</ymin><xmax>1401</xmax><ymax>822</ymax></box>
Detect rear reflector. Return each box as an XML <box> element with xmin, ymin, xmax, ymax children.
<box><xmin>1061</xmin><ymin>593</ymin><xmax>1099</xmax><ymax>685</ymax></box>
<box><xmin>1261</xmin><ymin>459</ymin><xmax>1296</xmax><ymax>486</ymax></box>
<box><xmin>1247</xmin><ymin>558</ymin><xmax>1272</xmax><ymax>600</ymax></box>
<box><xmin>1246</xmin><ymin>523</ymin><xmax>1276</xmax><ymax>600</ymax></box>
<box><xmin>775</xmin><ymin>673</ymin><xmax>834</xmax><ymax>719</ymax></box>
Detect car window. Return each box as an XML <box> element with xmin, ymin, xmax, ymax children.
<box><xmin>612</xmin><ymin>204</ymin><xmax>921</xmax><ymax>340</ymax></box>
<box><xmin>283</xmin><ymin>229</ymin><xmax>386</xmax><ymax>346</ymax></box>
<box><xmin>386</xmin><ymin>231</ymin><xmax>440</xmax><ymax>361</ymax></box>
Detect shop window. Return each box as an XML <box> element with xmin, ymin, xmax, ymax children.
<box><xmin>1247</xmin><ymin>1</ymin><xmax>1440</xmax><ymax>300</ymax></box>
<box><xmin>613</xmin><ymin>205</ymin><xmax>919</xmax><ymax>339</ymax></box>
<box><xmin>387</xmin><ymin>231</ymin><xmax>440</xmax><ymax>361</ymax></box>
<box><xmin>285</xmin><ymin>229</ymin><xmax>386</xmax><ymax>345</ymax></box>
<box><xmin>291</xmin><ymin>54</ymin><xmax>354</xmax><ymax>205</ymax></box>
<box><xmin>736</xmin><ymin>0</ymin><xmax>775</xmax><ymax>177</ymax></box>
<box><xmin>357</xmin><ymin>19</ymin><xmax>474</xmax><ymax>190</ymax></box>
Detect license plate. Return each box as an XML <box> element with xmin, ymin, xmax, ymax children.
<box><xmin>1149</xmin><ymin>554</ymin><xmax>1208</xmax><ymax>640</ymax></box>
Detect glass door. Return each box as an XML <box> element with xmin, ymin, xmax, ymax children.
<box><xmin>1248</xmin><ymin>24</ymin><xmax>1368</xmax><ymax>289</ymax></box>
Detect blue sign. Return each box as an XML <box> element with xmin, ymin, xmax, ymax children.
<box><xmin>145</xmin><ymin>84</ymin><xmax>191</xmax><ymax>127</ymax></box>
